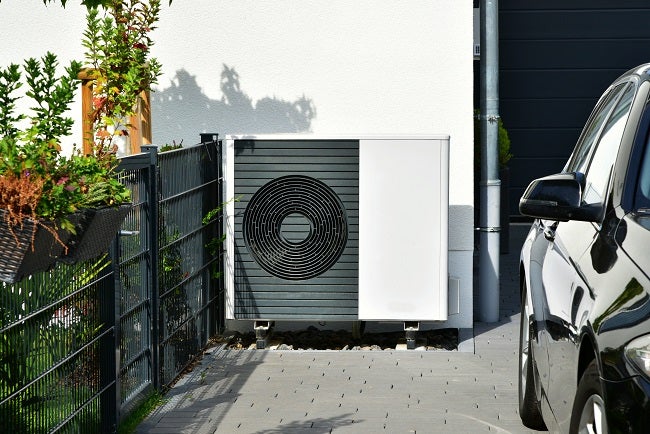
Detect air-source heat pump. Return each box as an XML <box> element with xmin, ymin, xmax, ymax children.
<box><xmin>224</xmin><ymin>135</ymin><xmax>449</xmax><ymax>324</ymax></box>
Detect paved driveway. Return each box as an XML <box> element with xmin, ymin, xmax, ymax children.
<box><xmin>137</xmin><ymin>224</ymin><xmax>544</xmax><ymax>433</ymax></box>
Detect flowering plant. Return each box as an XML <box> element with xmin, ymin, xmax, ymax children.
<box><xmin>82</xmin><ymin>0</ymin><xmax>162</xmax><ymax>154</ymax></box>
<box><xmin>0</xmin><ymin>0</ymin><xmax>162</xmax><ymax>255</ymax></box>
<box><xmin>0</xmin><ymin>52</ymin><xmax>130</xmax><ymax>246</ymax></box>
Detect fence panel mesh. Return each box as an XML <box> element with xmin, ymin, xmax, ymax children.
<box><xmin>0</xmin><ymin>139</ymin><xmax>224</xmax><ymax>433</ymax></box>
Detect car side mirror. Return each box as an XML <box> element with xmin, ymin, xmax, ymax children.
<box><xmin>519</xmin><ymin>172</ymin><xmax>603</xmax><ymax>222</ymax></box>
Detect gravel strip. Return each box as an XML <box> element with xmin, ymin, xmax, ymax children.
<box><xmin>220</xmin><ymin>326</ymin><xmax>458</xmax><ymax>351</ymax></box>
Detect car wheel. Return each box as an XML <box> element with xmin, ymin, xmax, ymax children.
<box><xmin>570</xmin><ymin>360</ymin><xmax>607</xmax><ymax>434</ymax></box>
<box><xmin>518</xmin><ymin>280</ymin><xmax>546</xmax><ymax>429</ymax></box>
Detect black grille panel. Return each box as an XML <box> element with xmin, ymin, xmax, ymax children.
<box><xmin>233</xmin><ymin>139</ymin><xmax>359</xmax><ymax>320</ymax></box>
<box><xmin>243</xmin><ymin>175</ymin><xmax>348</xmax><ymax>280</ymax></box>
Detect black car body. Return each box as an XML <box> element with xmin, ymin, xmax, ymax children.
<box><xmin>518</xmin><ymin>65</ymin><xmax>650</xmax><ymax>433</ymax></box>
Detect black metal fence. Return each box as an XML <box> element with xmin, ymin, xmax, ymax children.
<box><xmin>0</xmin><ymin>137</ymin><xmax>223</xmax><ymax>433</ymax></box>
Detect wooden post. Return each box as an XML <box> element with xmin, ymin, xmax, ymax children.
<box><xmin>78</xmin><ymin>69</ymin><xmax>95</xmax><ymax>156</ymax></box>
<box><xmin>79</xmin><ymin>69</ymin><xmax>152</xmax><ymax>156</ymax></box>
<box><xmin>128</xmin><ymin>90</ymin><xmax>152</xmax><ymax>155</ymax></box>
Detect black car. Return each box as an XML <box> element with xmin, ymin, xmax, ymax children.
<box><xmin>518</xmin><ymin>64</ymin><xmax>650</xmax><ymax>433</ymax></box>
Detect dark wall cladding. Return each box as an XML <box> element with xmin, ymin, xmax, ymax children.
<box><xmin>498</xmin><ymin>1</ymin><xmax>650</xmax><ymax>218</ymax></box>
<box><xmin>233</xmin><ymin>140</ymin><xmax>359</xmax><ymax>320</ymax></box>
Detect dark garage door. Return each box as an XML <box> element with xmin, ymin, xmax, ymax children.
<box><xmin>499</xmin><ymin>0</ymin><xmax>650</xmax><ymax>219</ymax></box>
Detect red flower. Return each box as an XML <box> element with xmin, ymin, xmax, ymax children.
<box><xmin>93</xmin><ymin>96</ymin><xmax>106</xmax><ymax>109</ymax></box>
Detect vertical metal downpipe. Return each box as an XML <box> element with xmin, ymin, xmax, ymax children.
<box><xmin>479</xmin><ymin>0</ymin><xmax>500</xmax><ymax>322</ymax></box>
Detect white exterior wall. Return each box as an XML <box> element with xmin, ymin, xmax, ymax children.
<box><xmin>0</xmin><ymin>0</ymin><xmax>474</xmax><ymax>329</ymax></box>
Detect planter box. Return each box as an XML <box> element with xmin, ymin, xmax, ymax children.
<box><xmin>60</xmin><ymin>204</ymin><xmax>132</xmax><ymax>264</ymax></box>
<box><xmin>0</xmin><ymin>210</ymin><xmax>71</xmax><ymax>283</ymax></box>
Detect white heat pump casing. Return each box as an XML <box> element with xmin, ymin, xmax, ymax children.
<box><xmin>224</xmin><ymin>135</ymin><xmax>449</xmax><ymax>322</ymax></box>
<box><xmin>358</xmin><ymin>137</ymin><xmax>449</xmax><ymax>321</ymax></box>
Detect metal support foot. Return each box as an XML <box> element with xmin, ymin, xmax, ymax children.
<box><xmin>254</xmin><ymin>321</ymin><xmax>274</xmax><ymax>349</ymax></box>
<box><xmin>352</xmin><ymin>320</ymin><xmax>365</xmax><ymax>340</ymax></box>
<box><xmin>404</xmin><ymin>321</ymin><xmax>420</xmax><ymax>350</ymax></box>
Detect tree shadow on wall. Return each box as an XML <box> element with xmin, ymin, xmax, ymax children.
<box><xmin>152</xmin><ymin>65</ymin><xmax>316</xmax><ymax>143</ymax></box>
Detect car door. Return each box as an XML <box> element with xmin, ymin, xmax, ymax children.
<box><xmin>543</xmin><ymin>82</ymin><xmax>637</xmax><ymax>429</ymax></box>
<box><xmin>530</xmin><ymin>83</ymin><xmax>628</xmax><ymax>419</ymax></box>
<box><xmin>528</xmin><ymin>83</ymin><xmax>623</xmax><ymax>392</ymax></box>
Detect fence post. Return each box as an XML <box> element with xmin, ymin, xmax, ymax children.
<box><xmin>215</xmin><ymin>138</ymin><xmax>225</xmax><ymax>333</ymax></box>
<box><xmin>142</xmin><ymin>145</ymin><xmax>161</xmax><ymax>391</ymax></box>
<box><xmin>200</xmin><ymin>133</ymin><xmax>221</xmax><ymax>338</ymax></box>
<box><xmin>100</xmin><ymin>236</ymin><xmax>121</xmax><ymax>433</ymax></box>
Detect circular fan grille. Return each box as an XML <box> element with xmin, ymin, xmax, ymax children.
<box><xmin>243</xmin><ymin>175</ymin><xmax>348</xmax><ymax>280</ymax></box>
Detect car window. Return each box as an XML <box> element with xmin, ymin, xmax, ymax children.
<box><xmin>635</xmin><ymin>122</ymin><xmax>650</xmax><ymax>209</ymax></box>
<box><xmin>582</xmin><ymin>83</ymin><xmax>635</xmax><ymax>205</ymax></box>
<box><xmin>566</xmin><ymin>83</ymin><xmax>628</xmax><ymax>174</ymax></box>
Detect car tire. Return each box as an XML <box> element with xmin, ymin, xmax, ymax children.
<box><xmin>570</xmin><ymin>360</ymin><xmax>607</xmax><ymax>434</ymax></box>
<box><xmin>518</xmin><ymin>281</ymin><xmax>546</xmax><ymax>429</ymax></box>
